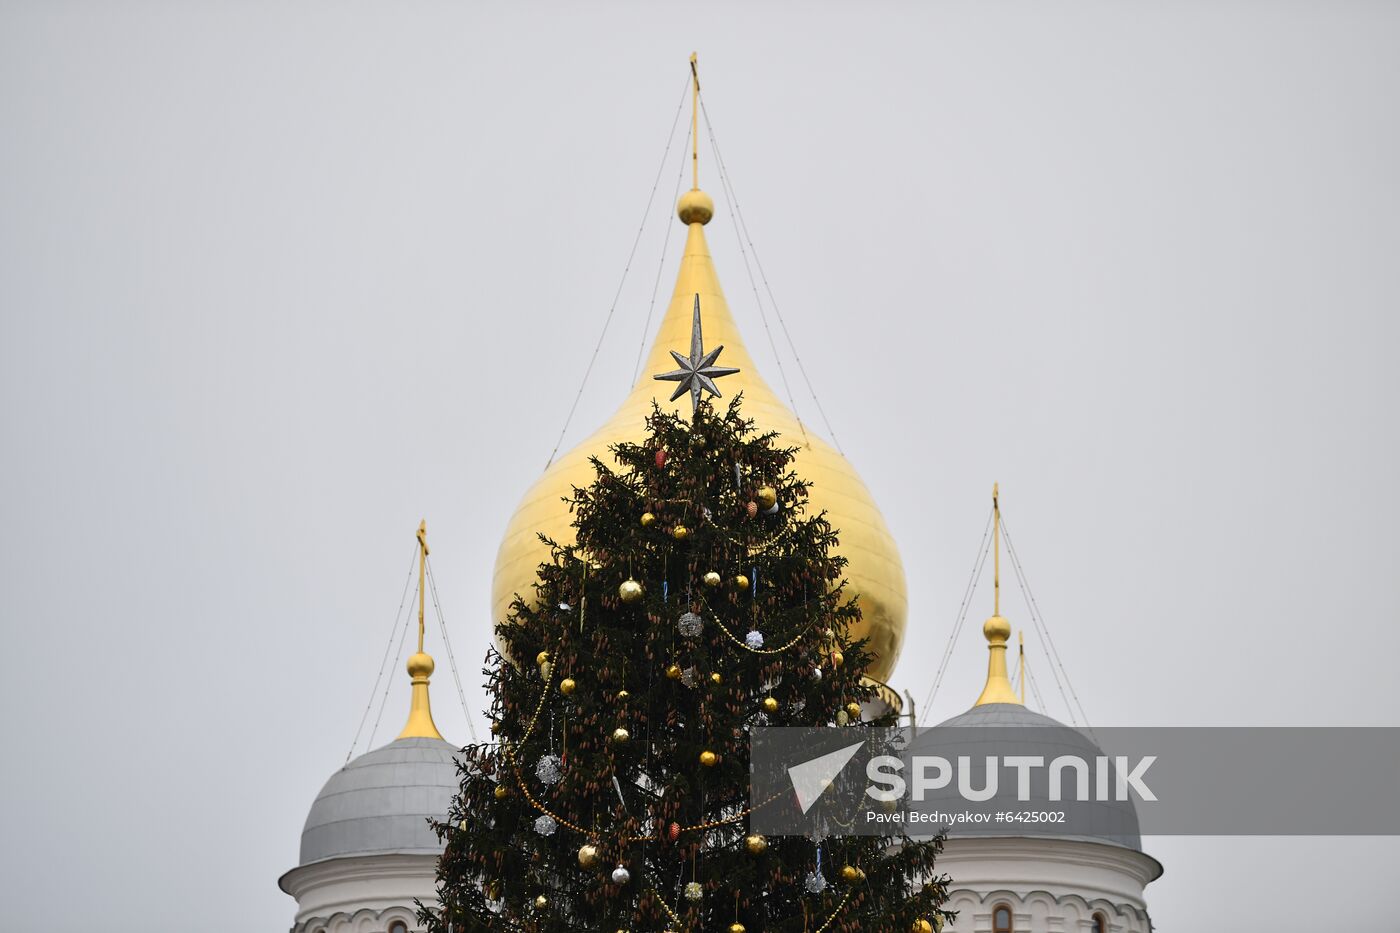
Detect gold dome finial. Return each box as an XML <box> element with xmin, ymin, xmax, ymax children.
<box><xmin>975</xmin><ymin>484</ymin><xmax>1022</xmax><ymax>706</ymax></box>
<box><xmin>491</xmin><ymin>56</ymin><xmax>908</xmax><ymax>684</ymax></box>
<box><xmin>678</xmin><ymin>189</ymin><xmax>714</xmax><ymax>226</ymax></box>
<box><xmin>399</xmin><ymin>519</ymin><xmax>444</xmax><ymax>740</ymax></box>
<box><xmin>677</xmin><ymin>54</ymin><xmax>714</xmax><ymax>226</ymax></box>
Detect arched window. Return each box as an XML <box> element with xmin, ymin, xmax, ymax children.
<box><xmin>1092</xmin><ymin>913</ymin><xmax>1109</xmax><ymax>933</ymax></box>
<box><xmin>992</xmin><ymin>903</ymin><xmax>1014</xmax><ymax>933</ymax></box>
<box><xmin>387</xmin><ymin>921</ymin><xmax>409</xmax><ymax>933</ymax></box>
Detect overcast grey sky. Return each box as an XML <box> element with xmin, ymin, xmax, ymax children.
<box><xmin>2</xmin><ymin>2</ymin><xmax>1397</xmax><ymax>931</ymax></box>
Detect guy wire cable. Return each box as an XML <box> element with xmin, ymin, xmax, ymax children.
<box><xmin>1002</xmin><ymin>515</ymin><xmax>1095</xmax><ymax>735</ymax></box>
<box><xmin>917</xmin><ymin>505</ymin><xmax>995</xmax><ymax>725</ymax></box>
<box><xmin>699</xmin><ymin>99</ymin><xmax>810</xmax><ymax>449</ymax></box>
<box><xmin>367</xmin><ymin>580</ymin><xmax>417</xmax><ymax>750</ymax></box>
<box><xmin>631</xmin><ymin>122</ymin><xmax>694</xmax><ymax>385</ymax></box>
<box><xmin>426</xmin><ymin>555</ymin><xmax>480</xmax><ymax>742</ymax></box>
<box><xmin>702</xmin><ymin>96</ymin><xmax>846</xmax><ymax>455</ymax></box>
<box><xmin>544</xmin><ymin>76</ymin><xmax>691</xmax><ymax>470</ymax></box>
<box><xmin>346</xmin><ymin>542</ymin><xmax>420</xmax><ymax>763</ymax></box>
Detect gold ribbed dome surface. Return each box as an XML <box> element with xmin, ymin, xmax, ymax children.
<box><xmin>491</xmin><ymin>191</ymin><xmax>907</xmax><ymax>683</ymax></box>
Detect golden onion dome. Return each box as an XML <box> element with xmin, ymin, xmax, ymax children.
<box><xmin>491</xmin><ymin>188</ymin><xmax>908</xmax><ymax>684</ymax></box>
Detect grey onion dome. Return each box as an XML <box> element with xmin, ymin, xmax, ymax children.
<box><xmin>934</xmin><ymin>703</ymin><xmax>1145</xmax><ymax>852</ymax></box>
<box><xmin>298</xmin><ymin>736</ymin><xmax>460</xmax><ymax>866</ymax></box>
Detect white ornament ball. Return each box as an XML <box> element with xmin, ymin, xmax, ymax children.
<box><xmin>677</xmin><ymin>611</ymin><xmax>703</xmax><ymax>638</ymax></box>
<box><xmin>611</xmin><ymin>864</ymin><xmax>632</xmax><ymax>885</ymax></box>
<box><xmin>534</xmin><ymin>814</ymin><xmax>557</xmax><ymax>836</ymax></box>
<box><xmin>536</xmin><ymin>753</ymin><xmax>563</xmax><ymax>785</ymax></box>
<box><xmin>804</xmin><ymin>870</ymin><xmax>827</xmax><ymax>893</ymax></box>
<box><xmin>684</xmin><ymin>881</ymin><xmax>703</xmax><ymax>902</ymax></box>
<box><xmin>745</xmin><ymin>629</ymin><xmax>765</xmax><ymax>649</ymax></box>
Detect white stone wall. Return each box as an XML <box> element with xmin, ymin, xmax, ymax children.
<box><xmin>936</xmin><ymin>837</ymin><xmax>1160</xmax><ymax>933</ymax></box>
<box><xmin>290</xmin><ymin>904</ymin><xmax>420</xmax><ymax>933</ymax></box>
<box><xmin>279</xmin><ymin>852</ymin><xmax>441</xmax><ymax>933</ymax></box>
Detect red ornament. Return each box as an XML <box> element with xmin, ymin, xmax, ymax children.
<box><xmin>655</xmin><ymin>449</ymin><xmax>668</xmax><ymax>468</ymax></box>
<box><xmin>746</xmin><ymin>501</ymin><xmax>758</xmax><ymax>519</ymax></box>
<box><xmin>668</xmin><ymin>821</ymin><xmax>681</xmax><ymax>842</ymax></box>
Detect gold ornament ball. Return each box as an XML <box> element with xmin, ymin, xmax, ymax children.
<box><xmin>616</xmin><ymin>689</ymin><xmax>630</xmax><ymax>700</ymax></box>
<box><xmin>560</xmin><ymin>677</ymin><xmax>577</xmax><ymax>695</ymax></box>
<box><xmin>493</xmin><ymin>784</ymin><xmax>509</xmax><ymax>800</ymax></box>
<box><xmin>744</xmin><ymin>833</ymin><xmax>768</xmax><ymax>855</ymax></box>
<box><xmin>619</xmin><ymin>578</ymin><xmax>644</xmax><ymax>604</ymax></box>
<box><xmin>912</xmin><ymin>921</ymin><xmax>934</xmax><ymax>933</ymax></box>
<box><xmin>830</xmin><ymin>650</ymin><xmax>845</xmax><ymax>668</ymax></box>
<box><xmin>640</xmin><ymin>511</ymin><xmax>656</xmax><ymax>527</ymax></box>
<box><xmin>699</xmin><ymin>750</ymin><xmax>720</xmax><ymax>767</ymax></box>
<box><xmin>534</xmin><ymin>894</ymin><xmax>548</xmax><ymax>909</ymax></box>
<box><xmin>733</xmin><ymin>574</ymin><xmax>750</xmax><ymax>592</ymax></box>
<box><xmin>762</xmin><ymin>697</ymin><xmax>779</xmax><ymax>714</ymax></box>
<box><xmin>755</xmin><ymin>486</ymin><xmax>777</xmax><ymax>511</ymax></box>
<box><xmin>578</xmin><ymin>843</ymin><xmax>602</xmax><ymax>869</ymax></box>
<box><xmin>703</xmin><ymin>570</ymin><xmax>723</xmax><ymax>588</ymax></box>
<box><xmin>729</xmin><ymin>925</ymin><xmax>746</xmax><ymax>933</ymax></box>
<box><xmin>536</xmin><ymin>651</ymin><xmax>550</xmax><ymax>666</ymax></box>
<box><xmin>709</xmin><ymin>672</ymin><xmax>723</xmax><ymax>685</ymax></box>
<box><xmin>665</xmin><ymin>663</ymin><xmax>683</xmax><ymax>680</ymax></box>
<box><xmin>672</xmin><ymin>524</ymin><xmax>690</xmax><ymax>541</ymax></box>
<box><xmin>490</xmin><ymin>720</ymin><xmax>501</xmax><ymax>735</ymax></box>
<box><xmin>840</xmin><ymin>865</ymin><xmax>863</xmax><ymax>883</ymax></box>
<box><xmin>836</xmin><ymin>710</ymin><xmax>850</xmax><ymax>726</ymax></box>
<box><xmin>845</xmin><ymin>701</ymin><xmax>862</xmax><ymax>719</ymax></box>
<box><xmin>611</xmin><ymin>727</ymin><xmax>631</xmax><ymax>745</ymax></box>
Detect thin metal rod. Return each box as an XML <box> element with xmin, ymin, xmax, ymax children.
<box><xmin>690</xmin><ymin>53</ymin><xmax>700</xmax><ymax>189</ymax></box>
<box><xmin>993</xmin><ymin>483</ymin><xmax>1001</xmax><ymax>617</ymax></box>
<box><xmin>416</xmin><ymin>520</ymin><xmax>428</xmax><ymax>654</ymax></box>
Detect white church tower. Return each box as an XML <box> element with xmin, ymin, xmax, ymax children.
<box><xmin>279</xmin><ymin>523</ymin><xmax>456</xmax><ymax>933</ymax></box>
<box><xmin>931</xmin><ymin>489</ymin><xmax>1162</xmax><ymax>932</ymax></box>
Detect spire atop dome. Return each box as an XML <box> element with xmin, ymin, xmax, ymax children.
<box><xmin>399</xmin><ymin>519</ymin><xmax>444</xmax><ymax>740</ymax></box>
<box><xmin>678</xmin><ymin>54</ymin><xmax>714</xmax><ymax>226</ymax></box>
<box><xmin>975</xmin><ymin>483</ymin><xmax>1022</xmax><ymax>706</ymax></box>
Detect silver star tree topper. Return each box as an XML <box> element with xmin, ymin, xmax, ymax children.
<box><xmin>653</xmin><ymin>294</ymin><xmax>740</xmax><ymax>412</ymax></box>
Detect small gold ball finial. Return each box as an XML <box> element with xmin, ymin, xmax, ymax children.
<box><xmin>677</xmin><ymin>188</ymin><xmax>714</xmax><ymax>225</ymax></box>
<box><xmin>983</xmin><ymin>614</ymin><xmax>1012</xmax><ymax>644</ymax></box>
<box><xmin>406</xmin><ymin>651</ymin><xmax>435</xmax><ymax>678</ymax></box>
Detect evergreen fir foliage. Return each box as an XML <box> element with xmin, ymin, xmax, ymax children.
<box><xmin>424</xmin><ymin>396</ymin><xmax>951</xmax><ymax>932</ymax></box>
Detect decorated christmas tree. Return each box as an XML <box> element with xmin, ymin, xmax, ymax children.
<box><xmin>425</xmin><ymin>312</ymin><xmax>949</xmax><ymax>931</ymax></box>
